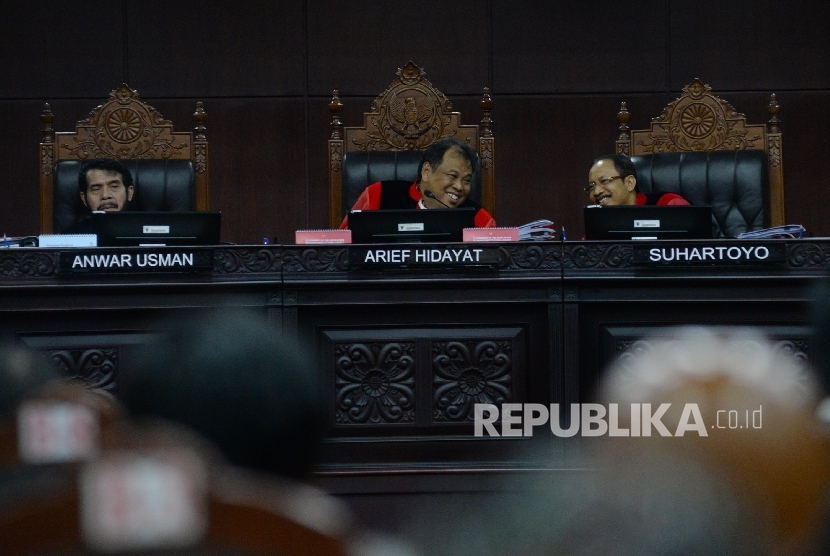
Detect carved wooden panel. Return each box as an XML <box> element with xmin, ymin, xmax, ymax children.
<box><xmin>433</xmin><ymin>340</ymin><xmax>512</xmax><ymax>423</ymax></box>
<box><xmin>322</xmin><ymin>327</ymin><xmax>526</xmax><ymax>430</ymax></box>
<box><xmin>55</xmin><ymin>85</ymin><xmax>191</xmax><ymax>161</ymax></box>
<box><xmin>213</xmin><ymin>247</ymin><xmax>282</xmax><ymax>275</ymax></box>
<box><xmin>564</xmin><ymin>243</ymin><xmax>634</xmax><ymax>270</ymax></box>
<box><xmin>0</xmin><ymin>251</ymin><xmax>58</xmax><ymax>279</ymax></box>
<box><xmin>345</xmin><ymin>62</ymin><xmax>477</xmax><ymax>152</ymax></box>
<box><xmin>335</xmin><ymin>341</ymin><xmax>416</xmax><ymax>425</ymax></box>
<box><xmin>630</xmin><ymin>79</ymin><xmax>765</xmax><ymax>155</ymax></box>
<box><xmin>49</xmin><ymin>348</ymin><xmax>118</xmax><ymax>392</ymax></box>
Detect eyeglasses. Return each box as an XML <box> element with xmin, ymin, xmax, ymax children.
<box><xmin>585</xmin><ymin>175</ymin><xmax>622</xmax><ymax>193</ymax></box>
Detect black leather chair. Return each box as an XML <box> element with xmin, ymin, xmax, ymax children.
<box><xmin>328</xmin><ymin>61</ymin><xmax>494</xmax><ymax>228</ymax></box>
<box><xmin>631</xmin><ymin>151</ymin><xmax>767</xmax><ymax>238</ymax></box>
<box><xmin>39</xmin><ymin>84</ymin><xmax>210</xmax><ymax>234</ymax></box>
<box><xmin>52</xmin><ymin>160</ymin><xmax>197</xmax><ymax>234</ymax></box>
<box><xmin>616</xmin><ymin>79</ymin><xmax>784</xmax><ymax>237</ymax></box>
<box><xmin>340</xmin><ymin>150</ymin><xmax>483</xmax><ymax>219</ymax></box>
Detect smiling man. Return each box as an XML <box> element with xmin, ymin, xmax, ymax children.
<box><xmin>339</xmin><ymin>137</ymin><xmax>495</xmax><ymax>229</ymax></box>
<box><xmin>587</xmin><ymin>154</ymin><xmax>689</xmax><ymax>206</ymax></box>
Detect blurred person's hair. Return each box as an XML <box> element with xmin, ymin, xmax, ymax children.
<box><xmin>600</xmin><ymin>327</ymin><xmax>830</xmax><ymax>555</ymax></box>
<box><xmin>120</xmin><ymin>310</ymin><xmax>325</xmax><ymax>480</ymax></box>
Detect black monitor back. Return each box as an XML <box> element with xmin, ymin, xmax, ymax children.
<box><xmin>584</xmin><ymin>205</ymin><xmax>713</xmax><ymax>240</ymax></box>
<box><xmin>90</xmin><ymin>211</ymin><xmax>221</xmax><ymax>246</ymax></box>
<box><xmin>348</xmin><ymin>208</ymin><xmax>476</xmax><ymax>244</ymax></box>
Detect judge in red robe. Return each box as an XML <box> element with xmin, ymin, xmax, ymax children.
<box><xmin>587</xmin><ymin>154</ymin><xmax>690</xmax><ymax>207</ymax></box>
<box><xmin>340</xmin><ymin>137</ymin><xmax>496</xmax><ymax>229</ymax></box>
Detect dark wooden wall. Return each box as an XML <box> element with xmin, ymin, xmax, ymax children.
<box><xmin>1</xmin><ymin>1</ymin><xmax>828</xmax><ymax>244</ymax></box>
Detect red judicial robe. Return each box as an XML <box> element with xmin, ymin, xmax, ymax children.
<box><xmin>636</xmin><ymin>192</ymin><xmax>690</xmax><ymax>206</ymax></box>
<box><xmin>339</xmin><ymin>181</ymin><xmax>496</xmax><ymax>229</ymax></box>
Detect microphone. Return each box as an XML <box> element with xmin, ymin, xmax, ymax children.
<box><xmin>423</xmin><ymin>189</ymin><xmax>451</xmax><ymax>208</ymax></box>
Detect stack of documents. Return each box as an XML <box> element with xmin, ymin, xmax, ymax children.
<box><xmin>736</xmin><ymin>225</ymin><xmax>805</xmax><ymax>239</ymax></box>
<box><xmin>518</xmin><ymin>219</ymin><xmax>555</xmax><ymax>241</ymax></box>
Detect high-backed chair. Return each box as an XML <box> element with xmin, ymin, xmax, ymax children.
<box><xmin>327</xmin><ymin>61</ymin><xmax>495</xmax><ymax>229</ymax></box>
<box><xmin>39</xmin><ymin>84</ymin><xmax>210</xmax><ymax>234</ymax></box>
<box><xmin>615</xmin><ymin>79</ymin><xmax>784</xmax><ymax>237</ymax></box>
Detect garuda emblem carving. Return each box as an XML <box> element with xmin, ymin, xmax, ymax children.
<box><xmin>388</xmin><ymin>92</ymin><xmax>435</xmax><ymax>139</ymax></box>
<box><xmin>352</xmin><ymin>61</ymin><xmax>454</xmax><ymax>151</ymax></box>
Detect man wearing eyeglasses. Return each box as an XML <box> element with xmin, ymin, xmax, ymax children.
<box><xmin>587</xmin><ymin>154</ymin><xmax>689</xmax><ymax>206</ymax></box>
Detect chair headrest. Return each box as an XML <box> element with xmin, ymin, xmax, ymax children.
<box><xmin>631</xmin><ymin>151</ymin><xmax>767</xmax><ymax>237</ymax></box>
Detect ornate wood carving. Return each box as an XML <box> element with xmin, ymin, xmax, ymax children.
<box><xmin>767</xmin><ymin>93</ymin><xmax>781</xmax><ymax>134</ymax></box>
<box><xmin>349</xmin><ymin>62</ymin><xmax>462</xmax><ymax>151</ymax></box>
<box><xmin>214</xmin><ymin>248</ymin><xmax>282</xmax><ymax>275</ymax></box>
<box><xmin>49</xmin><ymin>348</ymin><xmax>118</xmax><ymax>392</ymax></box>
<box><xmin>282</xmin><ymin>248</ymin><xmax>348</xmax><ymax>273</ymax></box>
<box><xmin>40</xmin><ymin>145</ymin><xmax>54</xmax><ymax>176</ymax></box>
<box><xmin>498</xmin><ymin>244</ymin><xmax>562</xmax><ymax>270</ymax></box>
<box><xmin>57</xmin><ymin>85</ymin><xmax>189</xmax><ymax>160</ymax></box>
<box><xmin>433</xmin><ymin>340</ymin><xmax>512</xmax><ymax>422</ymax></box>
<box><xmin>335</xmin><ymin>342</ymin><xmax>416</xmax><ymax>425</ymax></box>
<box><xmin>194</xmin><ymin>143</ymin><xmax>207</xmax><ymax>174</ymax></box>
<box><xmin>193</xmin><ymin>101</ymin><xmax>207</xmax><ymax>143</ymax></box>
<box><xmin>328</xmin><ymin>90</ymin><xmax>343</xmax><ymax>141</ymax></box>
<box><xmin>0</xmin><ymin>251</ymin><xmax>58</xmax><ymax>278</ymax></box>
<box><xmin>329</xmin><ymin>141</ymin><xmax>343</xmax><ymax>173</ymax></box>
<box><xmin>479</xmin><ymin>88</ymin><xmax>493</xmax><ymax>138</ymax></box>
<box><xmin>564</xmin><ymin>286</ymin><xmax>579</xmax><ymax>302</ymax></box>
<box><xmin>564</xmin><ymin>243</ymin><xmax>633</xmax><ymax>270</ymax></box>
<box><xmin>788</xmin><ymin>243</ymin><xmax>830</xmax><ymax>268</ymax></box>
<box><xmin>615</xmin><ymin>102</ymin><xmax>630</xmax><ymax>156</ymax></box>
<box><xmin>40</xmin><ymin>103</ymin><xmax>55</xmax><ymax>144</ymax></box>
<box><xmin>633</xmin><ymin>79</ymin><xmax>763</xmax><ymax>153</ymax></box>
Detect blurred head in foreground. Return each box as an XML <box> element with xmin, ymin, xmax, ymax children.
<box><xmin>411</xmin><ymin>327</ymin><xmax>830</xmax><ymax>556</ymax></box>
<box><xmin>120</xmin><ymin>311</ymin><xmax>324</xmax><ymax>479</ymax></box>
<box><xmin>598</xmin><ymin>327</ymin><xmax>830</xmax><ymax>555</ymax></box>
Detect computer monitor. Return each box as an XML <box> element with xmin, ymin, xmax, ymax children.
<box><xmin>89</xmin><ymin>211</ymin><xmax>221</xmax><ymax>246</ymax></box>
<box><xmin>348</xmin><ymin>208</ymin><xmax>476</xmax><ymax>244</ymax></box>
<box><xmin>583</xmin><ymin>205</ymin><xmax>713</xmax><ymax>240</ymax></box>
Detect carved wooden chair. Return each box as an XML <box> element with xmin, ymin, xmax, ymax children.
<box><xmin>615</xmin><ymin>79</ymin><xmax>784</xmax><ymax>236</ymax></box>
<box><xmin>327</xmin><ymin>61</ymin><xmax>495</xmax><ymax>228</ymax></box>
<box><xmin>39</xmin><ymin>84</ymin><xmax>210</xmax><ymax>234</ymax></box>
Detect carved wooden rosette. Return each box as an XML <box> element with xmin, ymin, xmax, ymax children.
<box><xmin>50</xmin><ymin>347</ymin><xmax>118</xmax><ymax>392</ymax></box>
<box><xmin>328</xmin><ymin>61</ymin><xmax>495</xmax><ymax>228</ymax></box>
<box><xmin>433</xmin><ymin>339</ymin><xmax>512</xmax><ymax>423</ymax></box>
<box><xmin>39</xmin><ymin>84</ymin><xmax>210</xmax><ymax>233</ymax></box>
<box><xmin>616</xmin><ymin>79</ymin><xmax>785</xmax><ymax>227</ymax></box>
<box><xmin>335</xmin><ymin>341</ymin><xmax>416</xmax><ymax>425</ymax></box>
